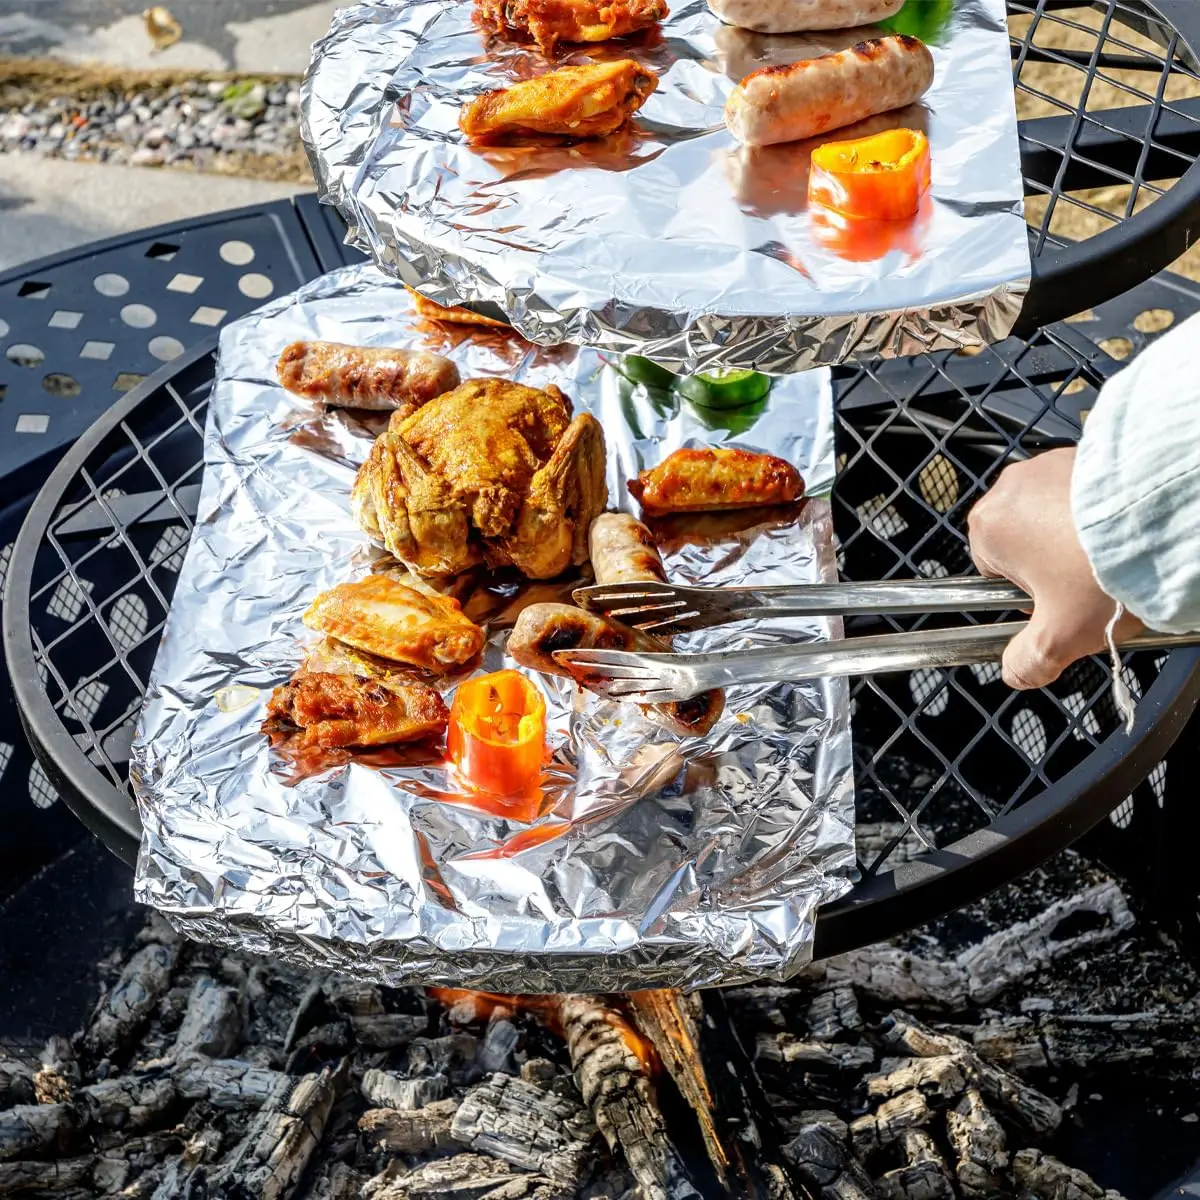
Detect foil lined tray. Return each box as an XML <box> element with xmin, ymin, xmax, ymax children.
<box><xmin>302</xmin><ymin>0</ymin><xmax>1030</xmax><ymax>374</ymax></box>
<box><xmin>129</xmin><ymin>264</ymin><xmax>855</xmax><ymax>992</ymax></box>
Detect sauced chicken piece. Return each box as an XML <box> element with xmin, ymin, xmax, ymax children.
<box><xmin>405</xmin><ymin>287</ymin><xmax>510</xmax><ymax>329</ymax></box>
<box><xmin>460</xmin><ymin>59</ymin><xmax>658</xmax><ymax>142</ymax></box>
<box><xmin>302</xmin><ymin>575</ymin><xmax>485</xmax><ymax>673</ymax></box>
<box><xmin>476</xmin><ymin>0</ymin><xmax>669</xmax><ymax>54</ymax></box>
<box><xmin>276</xmin><ymin>341</ymin><xmax>460</xmax><ymax>415</ymax></box>
<box><xmin>353</xmin><ymin>379</ymin><xmax>608</xmax><ymax>579</ymax></box>
<box><xmin>588</xmin><ymin>512</ymin><xmax>666</xmax><ymax>585</ymax></box>
<box><xmin>264</xmin><ymin>670</ymin><xmax>448</xmax><ymax>749</ymax></box>
<box><xmin>629</xmin><ymin>446</ymin><xmax>804</xmax><ymax>516</ymax></box>
<box><xmin>509</xmin><ymin>602</ymin><xmax>723</xmax><ymax>736</ymax></box>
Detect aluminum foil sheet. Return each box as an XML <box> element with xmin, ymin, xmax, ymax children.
<box><xmin>302</xmin><ymin>0</ymin><xmax>1030</xmax><ymax>374</ymax></box>
<box><xmin>130</xmin><ymin>263</ymin><xmax>854</xmax><ymax>992</ymax></box>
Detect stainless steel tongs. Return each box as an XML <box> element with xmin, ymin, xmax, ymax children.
<box><xmin>559</xmin><ymin>578</ymin><xmax>1200</xmax><ymax>701</ymax></box>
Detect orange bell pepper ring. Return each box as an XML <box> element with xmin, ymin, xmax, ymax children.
<box><xmin>808</xmin><ymin>128</ymin><xmax>931</xmax><ymax>222</ymax></box>
<box><xmin>448</xmin><ymin>670</ymin><xmax>547</xmax><ymax>796</ymax></box>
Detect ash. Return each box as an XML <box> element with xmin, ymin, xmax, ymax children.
<box><xmin>0</xmin><ymin>846</ymin><xmax>1193</xmax><ymax>1200</ymax></box>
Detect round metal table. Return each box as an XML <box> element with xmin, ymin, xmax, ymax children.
<box><xmin>3</xmin><ymin>0</ymin><xmax>1200</xmax><ymax>956</ymax></box>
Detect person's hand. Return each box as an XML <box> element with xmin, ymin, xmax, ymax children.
<box><xmin>967</xmin><ymin>447</ymin><xmax>1143</xmax><ymax>690</ymax></box>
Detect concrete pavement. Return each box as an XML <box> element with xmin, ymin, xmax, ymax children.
<box><xmin>0</xmin><ymin>151</ymin><xmax>306</xmax><ymax>272</ymax></box>
<box><xmin>0</xmin><ymin>0</ymin><xmax>338</xmax><ymax>74</ymax></box>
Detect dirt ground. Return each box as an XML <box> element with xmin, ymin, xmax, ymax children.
<box><xmin>1011</xmin><ymin>3</ymin><xmax>1200</xmax><ymax>281</ymax></box>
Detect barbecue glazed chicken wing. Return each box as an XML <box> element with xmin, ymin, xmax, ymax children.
<box><xmin>461</xmin><ymin>60</ymin><xmax>658</xmax><ymax>142</ymax></box>
<box><xmin>303</xmin><ymin>576</ymin><xmax>486</xmax><ymax>673</ymax></box>
<box><xmin>476</xmin><ymin>0</ymin><xmax>669</xmax><ymax>54</ymax></box>
<box><xmin>265</xmin><ymin>670</ymin><xmax>449</xmax><ymax>749</ymax></box>
<box><xmin>353</xmin><ymin>379</ymin><xmax>608</xmax><ymax>579</ymax></box>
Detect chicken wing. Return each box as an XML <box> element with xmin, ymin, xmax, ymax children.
<box><xmin>628</xmin><ymin>447</ymin><xmax>805</xmax><ymax>515</ymax></box>
<box><xmin>476</xmin><ymin>0</ymin><xmax>669</xmax><ymax>54</ymax></box>
<box><xmin>303</xmin><ymin>576</ymin><xmax>486</xmax><ymax>673</ymax></box>
<box><xmin>405</xmin><ymin>287</ymin><xmax>510</xmax><ymax>329</ymax></box>
<box><xmin>264</xmin><ymin>670</ymin><xmax>449</xmax><ymax>749</ymax></box>
<box><xmin>277</xmin><ymin>341</ymin><xmax>460</xmax><ymax>415</ymax></box>
<box><xmin>461</xmin><ymin>59</ymin><xmax>658</xmax><ymax>142</ymax></box>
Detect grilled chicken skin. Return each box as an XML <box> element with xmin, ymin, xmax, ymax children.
<box><xmin>302</xmin><ymin>576</ymin><xmax>485</xmax><ymax>673</ymax></box>
<box><xmin>476</xmin><ymin>0</ymin><xmax>668</xmax><ymax>54</ymax></box>
<box><xmin>461</xmin><ymin>59</ymin><xmax>658</xmax><ymax>142</ymax></box>
<box><xmin>264</xmin><ymin>670</ymin><xmax>449</xmax><ymax>749</ymax></box>
<box><xmin>629</xmin><ymin>447</ymin><xmax>805</xmax><ymax>515</ymax></box>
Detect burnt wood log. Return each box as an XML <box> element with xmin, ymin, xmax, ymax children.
<box><xmin>1012</xmin><ymin>1148</ymin><xmax>1127</xmax><ymax>1199</ymax></box>
<box><xmin>850</xmin><ymin>1092</ymin><xmax>932</xmax><ymax>1157</ymax></box>
<box><xmin>360</xmin><ymin>1099</ymin><xmax>462</xmax><ymax>1155</ymax></box>
<box><xmin>0</xmin><ymin>1103</ymin><xmax>77</xmax><ymax>1162</ymax></box>
<box><xmin>627</xmin><ymin>990</ymin><xmax>726</xmax><ymax>1187</ymax></box>
<box><xmin>558</xmin><ymin>994</ymin><xmax>701</xmax><ymax>1200</ymax></box>
<box><xmin>945</xmin><ymin>1088</ymin><xmax>1008</xmax><ymax>1198</ymax></box>
<box><xmin>882</xmin><ymin>1012</ymin><xmax>1061</xmax><ymax>1136</ymax></box>
<box><xmin>219</xmin><ymin>1059</ymin><xmax>348</xmax><ymax>1200</ymax></box>
<box><xmin>145</xmin><ymin>1128</ymin><xmax>222</xmax><ymax>1200</ymax></box>
<box><xmin>309</xmin><ymin>1161</ymin><xmax>366</xmax><ymax>1200</ymax></box>
<box><xmin>758</xmin><ymin>1037</ymin><xmax>876</xmax><ymax>1072</ymax></box>
<box><xmin>0</xmin><ymin>1155</ymin><xmax>95</xmax><ymax>1194</ymax></box>
<box><xmin>408</xmin><ymin>1034</ymin><xmax>481</xmax><ymax>1083</ymax></box>
<box><xmin>946</xmin><ymin>1018</ymin><xmax>1049</xmax><ymax>1075</ymax></box>
<box><xmin>783</xmin><ymin>1116</ymin><xmax>879</xmax><ymax>1199</ymax></box>
<box><xmin>364</xmin><ymin>1153</ymin><xmax>558</xmax><ymax>1200</ymax></box>
<box><xmin>78</xmin><ymin>1072</ymin><xmax>178</xmax><ymax>1132</ymax></box>
<box><xmin>85</xmin><ymin>942</ymin><xmax>178</xmax><ymax>1059</ymax></box>
<box><xmin>173</xmin><ymin>1057</ymin><xmax>287</xmax><ymax>1109</ymax></box>
<box><xmin>451</xmin><ymin>1073</ymin><xmax>595</xmax><ymax>1187</ymax></box>
<box><xmin>0</xmin><ymin>1065</ymin><xmax>33</xmax><ymax>1110</ymax></box>
<box><xmin>866</xmin><ymin>1057</ymin><xmax>967</xmax><ymax>1104</ymax></box>
<box><xmin>809</xmin><ymin>883</ymin><xmax>1134</xmax><ymax>1010</ymax></box>
<box><xmin>875</xmin><ymin>1129</ymin><xmax>955</xmax><ymax>1200</ymax></box>
<box><xmin>172</xmin><ymin>977</ymin><xmax>242</xmax><ymax>1059</ymax></box>
<box><xmin>807</xmin><ymin>987</ymin><xmax>863</xmax><ymax>1042</ymax></box>
<box><xmin>324</xmin><ymin>980</ymin><xmax>426</xmax><ymax>1049</ymax></box>
<box><xmin>361</xmin><ymin>1068</ymin><xmax>448</xmax><ymax>1110</ymax></box>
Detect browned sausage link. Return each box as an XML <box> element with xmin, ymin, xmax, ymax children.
<box><xmin>276</xmin><ymin>341</ymin><xmax>461</xmax><ymax>414</ymax></box>
<box><xmin>708</xmin><ymin>0</ymin><xmax>903</xmax><ymax>34</ymax></box>
<box><xmin>588</xmin><ymin>513</ymin><xmax>667</xmax><ymax>586</ymax></box>
<box><xmin>588</xmin><ymin>515</ymin><xmax>725</xmax><ymax>737</ymax></box>
<box><xmin>725</xmin><ymin>34</ymin><xmax>935</xmax><ymax>148</ymax></box>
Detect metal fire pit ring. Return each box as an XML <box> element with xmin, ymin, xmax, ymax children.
<box><xmin>7</xmin><ymin>300</ymin><xmax>1200</xmax><ymax>964</ymax></box>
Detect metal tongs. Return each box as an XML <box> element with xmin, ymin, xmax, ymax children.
<box><xmin>556</xmin><ymin>578</ymin><xmax>1200</xmax><ymax>702</ymax></box>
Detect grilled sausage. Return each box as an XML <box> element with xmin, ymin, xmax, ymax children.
<box><xmin>509</xmin><ymin>603</ymin><xmax>723</xmax><ymax>738</ymax></box>
<box><xmin>276</xmin><ymin>341</ymin><xmax>461</xmax><ymax>414</ymax></box>
<box><xmin>588</xmin><ymin>513</ymin><xmax>667</xmax><ymax>586</ymax></box>
<box><xmin>709</xmin><ymin>0</ymin><xmax>903</xmax><ymax>34</ymax></box>
<box><xmin>725</xmin><ymin>34</ymin><xmax>935</xmax><ymax>147</ymax></box>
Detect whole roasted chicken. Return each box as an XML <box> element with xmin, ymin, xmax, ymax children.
<box><xmin>353</xmin><ymin>378</ymin><xmax>607</xmax><ymax>579</ymax></box>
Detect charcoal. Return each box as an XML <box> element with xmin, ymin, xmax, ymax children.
<box><xmin>215</xmin><ymin>1059</ymin><xmax>348</xmax><ymax>1200</ymax></box>
<box><xmin>325</xmin><ymin>980</ymin><xmax>427</xmax><ymax>1049</ymax></box>
<box><xmin>1011</xmin><ymin>1148</ymin><xmax>1127</xmax><ymax>1199</ymax></box>
<box><xmin>479</xmin><ymin>1019</ymin><xmax>521</xmax><ymax>1075</ymax></box>
<box><xmin>173</xmin><ymin>1057</ymin><xmax>287</xmax><ymax>1108</ymax></box>
<box><xmin>34</xmin><ymin>1035</ymin><xmax>79</xmax><ymax>1104</ymax></box>
<box><xmin>0</xmin><ymin>1102</ymin><xmax>78</xmax><ymax>1161</ymax></box>
<box><xmin>0</xmin><ymin>1154</ymin><xmax>95</xmax><ymax>1193</ymax></box>
<box><xmin>149</xmin><ymin>1128</ymin><xmax>223</xmax><ymax>1199</ymax></box>
<box><xmin>945</xmin><ymin>1088</ymin><xmax>1008</xmax><ymax>1198</ymax></box>
<box><xmin>451</xmin><ymin>1073</ymin><xmax>595</xmax><ymax>1186</ymax></box>
<box><xmin>361</xmin><ymin>1068</ymin><xmax>448</xmax><ymax>1110</ymax></box>
<box><xmin>850</xmin><ymin>1092</ymin><xmax>932</xmax><ymax>1157</ymax></box>
<box><xmin>85</xmin><ymin>942</ymin><xmax>179</xmax><ymax>1059</ymax></box>
<box><xmin>0</xmin><ymin>1064</ymin><xmax>34</xmax><ymax>1109</ymax></box>
<box><xmin>807</xmin><ymin>987</ymin><xmax>863</xmax><ymax>1042</ymax></box>
<box><xmin>558</xmin><ymin>994</ymin><xmax>701</xmax><ymax>1200</ymax></box>
<box><xmin>882</xmin><ymin>1012</ymin><xmax>1061</xmax><ymax>1135</ymax></box>
<box><xmin>758</xmin><ymin>1036</ymin><xmax>875</xmax><ymax>1073</ymax></box>
<box><xmin>409</xmin><ymin>1033</ymin><xmax>480</xmax><ymax>1082</ymax></box>
<box><xmin>360</xmin><ymin>1099</ymin><xmax>462</xmax><ymax>1155</ymax></box>
<box><xmin>519</xmin><ymin>1060</ymin><xmax>560</xmax><ymax>1091</ymax></box>
<box><xmin>363</xmin><ymin>1153</ymin><xmax>554</xmax><ymax>1200</ymax></box>
<box><xmin>78</xmin><ymin>1072</ymin><xmax>178</xmax><ymax>1130</ymax></box>
<box><xmin>783</xmin><ymin>1118</ymin><xmax>878</xmax><ymax>1199</ymax></box>
<box><xmin>309</xmin><ymin>1161</ymin><xmax>367</xmax><ymax>1200</ymax></box>
<box><xmin>866</xmin><ymin>1056</ymin><xmax>967</xmax><ymax>1103</ymax></box>
<box><xmin>172</xmin><ymin>977</ymin><xmax>242</xmax><ymax>1059</ymax></box>
<box><xmin>875</xmin><ymin>1129</ymin><xmax>955</xmax><ymax>1200</ymax></box>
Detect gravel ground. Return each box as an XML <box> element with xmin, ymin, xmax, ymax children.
<box><xmin>0</xmin><ymin>74</ymin><xmax>307</xmax><ymax>181</ymax></box>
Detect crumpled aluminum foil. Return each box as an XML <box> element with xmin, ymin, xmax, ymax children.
<box><xmin>302</xmin><ymin>0</ymin><xmax>1029</xmax><ymax>374</ymax></box>
<box><xmin>129</xmin><ymin>264</ymin><xmax>854</xmax><ymax>992</ymax></box>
